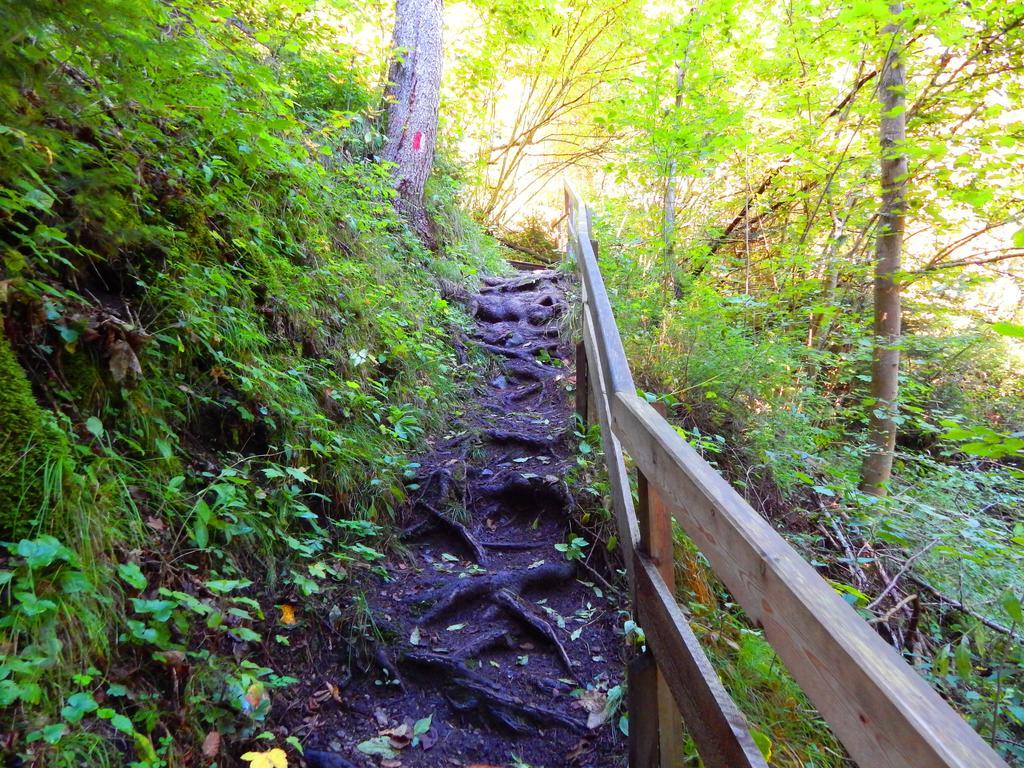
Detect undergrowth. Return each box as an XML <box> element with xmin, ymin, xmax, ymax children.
<box><xmin>566</xmin><ymin>218</ymin><xmax>1024</xmax><ymax>763</ymax></box>
<box><xmin>0</xmin><ymin>0</ymin><xmax>502</xmax><ymax>765</ymax></box>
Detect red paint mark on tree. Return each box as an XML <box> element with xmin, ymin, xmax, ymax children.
<box><xmin>412</xmin><ymin>131</ymin><xmax>423</xmax><ymax>151</ymax></box>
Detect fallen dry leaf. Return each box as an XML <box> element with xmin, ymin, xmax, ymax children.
<box><xmin>278</xmin><ymin>604</ymin><xmax>297</xmax><ymax>625</ymax></box>
<box><xmin>382</xmin><ymin>723</ymin><xmax>411</xmax><ymax>749</ymax></box>
<box><xmin>577</xmin><ymin>689</ymin><xmax>609</xmax><ymax>729</ymax></box>
<box><xmin>201</xmin><ymin>730</ymin><xmax>220</xmax><ymax>758</ymax></box>
<box><xmin>108</xmin><ymin>339</ymin><xmax>142</xmax><ymax>383</ymax></box>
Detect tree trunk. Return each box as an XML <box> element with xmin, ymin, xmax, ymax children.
<box><xmin>860</xmin><ymin>3</ymin><xmax>907</xmax><ymax>496</ymax></box>
<box><xmin>383</xmin><ymin>0</ymin><xmax>443</xmax><ymax>246</ymax></box>
<box><xmin>663</xmin><ymin>62</ymin><xmax>686</xmax><ymax>299</ymax></box>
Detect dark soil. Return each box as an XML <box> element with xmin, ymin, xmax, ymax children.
<box><xmin>273</xmin><ymin>269</ymin><xmax>628</xmax><ymax>768</ymax></box>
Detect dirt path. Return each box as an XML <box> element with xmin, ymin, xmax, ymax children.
<box><xmin>290</xmin><ymin>270</ymin><xmax>627</xmax><ymax>768</ymax></box>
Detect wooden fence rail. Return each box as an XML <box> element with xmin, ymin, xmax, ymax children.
<box><xmin>563</xmin><ymin>181</ymin><xmax>1007</xmax><ymax>768</ymax></box>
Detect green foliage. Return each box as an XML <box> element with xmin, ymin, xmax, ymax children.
<box><xmin>0</xmin><ymin>328</ymin><xmax>70</xmax><ymax>539</ymax></box>
<box><xmin>494</xmin><ymin>0</ymin><xmax>1024</xmax><ymax>758</ymax></box>
<box><xmin>0</xmin><ymin>0</ymin><xmax>500</xmax><ymax>762</ymax></box>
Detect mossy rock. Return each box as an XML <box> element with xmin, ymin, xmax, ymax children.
<box><xmin>0</xmin><ymin>325</ymin><xmax>69</xmax><ymax>540</ymax></box>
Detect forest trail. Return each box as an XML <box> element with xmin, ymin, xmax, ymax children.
<box><xmin>285</xmin><ymin>269</ymin><xmax>627</xmax><ymax>768</ymax></box>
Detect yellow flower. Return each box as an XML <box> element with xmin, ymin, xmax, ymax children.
<box><xmin>240</xmin><ymin>748</ymin><xmax>288</xmax><ymax>768</ymax></box>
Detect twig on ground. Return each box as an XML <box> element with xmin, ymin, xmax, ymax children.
<box><xmin>909</xmin><ymin>575</ymin><xmax>1022</xmax><ymax>640</ymax></box>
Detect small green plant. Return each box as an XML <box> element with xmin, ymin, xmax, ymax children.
<box><xmin>555</xmin><ymin>536</ymin><xmax>589</xmax><ymax>562</ymax></box>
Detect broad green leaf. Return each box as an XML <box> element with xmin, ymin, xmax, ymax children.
<box><xmin>15</xmin><ymin>536</ymin><xmax>71</xmax><ymax>569</ymax></box>
<box><xmin>991</xmin><ymin>321</ymin><xmax>1024</xmax><ymax>338</ymax></box>
<box><xmin>357</xmin><ymin>736</ymin><xmax>398</xmax><ymax>758</ymax></box>
<box><xmin>1001</xmin><ymin>591</ymin><xmax>1023</xmax><ymax>624</ymax></box>
<box><xmin>117</xmin><ymin>562</ymin><xmax>147</xmax><ymax>590</ymax></box>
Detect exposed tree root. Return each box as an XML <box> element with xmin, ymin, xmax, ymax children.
<box><xmin>509</xmin><ymin>382</ymin><xmax>545</xmax><ymax>401</ymax></box>
<box><xmin>479</xmin><ymin>273</ymin><xmax>558</xmax><ymax>294</ymax></box>
<box><xmin>476</xmin><ymin>327</ymin><xmax>516</xmax><ymax>345</ymax></box>
<box><xmin>474</xmin><ymin>341</ymin><xmax>562</xmax><ymax>363</ymax></box>
<box><xmin>400</xmin><ymin>651</ymin><xmax>586</xmax><ymax>733</ymax></box>
<box><xmin>577</xmin><ymin>556</ymin><xmax>615</xmax><ymax>595</ymax></box>
<box><xmin>412</xmin><ymin>501</ymin><xmax>488</xmax><ymax>565</ymax></box>
<box><xmin>475</xmin><ymin>299</ymin><xmax>523</xmax><ymax>323</ymax></box>
<box><xmin>408</xmin><ymin>562</ymin><xmax>575</xmax><ymax>624</ymax></box>
<box><xmin>305</xmin><ymin>750</ymin><xmax>361</xmax><ymax>768</ymax></box>
<box><xmin>479</xmin><ymin>471</ymin><xmax>572</xmax><ymax>509</ymax></box>
<box><xmin>484</xmin><ymin>429</ymin><xmax>563</xmax><ymax>450</ymax></box>
<box><xmin>456</xmin><ymin>627</ymin><xmax>515</xmax><ymax>658</ymax></box>
<box><xmin>476</xmin><ymin>297</ymin><xmax>563</xmax><ymax>325</ymax></box>
<box><xmin>413</xmin><ymin>466</ymin><xmax>454</xmax><ymax>507</ymax></box>
<box><xmin>475</xmin><ymin>325</ymin><xmax>561</xmax><ymax>347</ymax></box>
<box><xmin>480</xmin><ymin>539</ymin><xmax>545</xmax><ymax>551</ymax></box>
<box><xmin>527</xmin><ymin>305</ymin><xmax>562</xmax><ymax>325</ymax></box>
<box><xmin>503</xmin><ymin>359</ymin><xmax>560</xmax><ymax>382</ymax></box>
<box><xmin>339</xmin><ymin>266</ymin><xmax>626</xmax><ymax>759</ymax></box>
<box><xmin>494</xmin><ymin>588</ymin><xmax>574</xmax><ymax>673</ymax></box>
<box><xmin>475</xmin><ymin>341</ymin><xmax>536</xmax><ymax>360</ymax></box>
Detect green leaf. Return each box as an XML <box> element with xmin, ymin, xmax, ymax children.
<box><xmin>205</xmin><ymin>578</ymin><xmax>252</xmax><ymax>594</ymax></box>
<box><xmin>15</xmin><ymin>592</ymin><xmax>57</xmax><ymax>616</ymax></box>
<box><xmin>413</xmin><ymin>714</ymin><xmax>432</xmax><ymax>736</ymax></box>
<box><xmin>85</xmin><ymin>417</ymin><xmax>104</xmax><ymax>439</ymax></box>
<box><xmin>991</xmin><ymin>321</ymin><xmax>1024</xmax><ymax>338</ymax></box>
<box><xmin>60</xmin><ymin>571</ymin><xmax>92</xmax><ymax>594</ymax></box>
<box><xmin>117</xmin><ymin>562</ymin><xmax>147</xmax><ymax>590</ymax></box>
<box><xmin>192</xmin><ymin>520</ymin><xmax>209</xmax><ymax>549</ymax></box>
<box><xmin>954</xmin><ymin>637</ymin><xmax>972</xmax><ymax>679</ymax></box>
<box><xmin>15</xmin><ymin>536</ymin><xmax>71</xmax><ymax>569</ymax></box>
<box><xmin>231</xmin><ymin>626</ymin><xmax>261</xmax><ymax>642</ymax></box>
<box><xmin>131</xmin><ymin>598</ymin><xmax>177</xmax><ymax>622</ymax></box>
<box><xmin>23</xmin><ymin>188</ymin><xmax>55</xmax><ymax>211</ymax></box>
<box><xmin>41</xmin><ymin>723</ymin><xmax>68</xmax><ymax>744</ymax></box>
<box><xmin>357</xmin><ymin>736</ymin><xmax>398</xmax><ymax>757</ymax></box>
<box><xmin>0</xmin><ymin>680</ymin><xmax>20</xmax><ymax>707</ymax></box>
<box><xmin>109</xmin><ymin>714</ymin><xmax>134</xmax><ymax>734</ymax></box>
<box><xmin>61</xmin><ymin>691</ymin><xmax>98</xmax><ymax>724</ymax></box>
<box><xmin>1001</xmin><ymin>591</ymin><xmax>1023</xmax><ymax>624</ymax></box>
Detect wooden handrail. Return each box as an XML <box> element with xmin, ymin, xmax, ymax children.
<box><xmin>563</xmin><ymin>180</ymin><xmax>1008</xmax><ymax>768</ymax></box>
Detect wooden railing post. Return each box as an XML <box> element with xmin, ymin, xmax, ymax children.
<box><xmin>627</xmin><ymin>651</ymin><xmax>660</xmax><ymax>767</ymax></box>
<box><xmin>635</xmin><ymin>401</ymin><xmax>685</xmax><ymax>768</ymax></box>
<box><xmin>575</xmin><ymin>339</ymin><xmax>589</xmax><ymax>426</ymax></box>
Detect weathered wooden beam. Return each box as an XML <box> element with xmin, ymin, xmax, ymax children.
<box><xmin>636</xmin><ymin>462</ymin><xmax>686</xmax><ymax>768</ymax></box>
<box><xmin>575</xmin><ymin>338</ymin><xmax>589</xmax><ymax>427</ymax></box>
<box><xmin>565</xmin><ymin>181</ymin><xmax>634</xmax><ymax>397</ymax></box>
<box><xmin>634</xmin><ymin>553</ymin><xmax>768</xmax><ymax>768</ymax></box>
<box><xmin>627</xmin><ymin>651</ymin><xmax>660</xmax><ymax>768</ymax></box>
<box><xmin>581</xmin><ymin>314</ymin><xmax>638</xmax><ymax>590</ymax></box>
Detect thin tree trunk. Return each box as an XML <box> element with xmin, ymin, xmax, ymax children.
<box><xmin>383</xmin><ymin>0</ymin><xmax>443</xmax><ymax>245</ymax></box>
<box><xmin>663</xmin><ymin>62</ymin><xmax>685</xmax><ymax>299</ymax></box>
<box><xmin>860</xmin><ymin>3</ymin><xmax>907</xmax><ymax>496</ymax></box>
